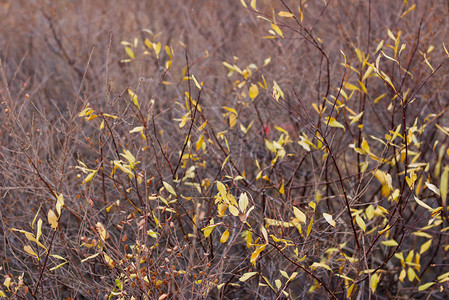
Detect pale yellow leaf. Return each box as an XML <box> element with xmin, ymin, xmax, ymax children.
<box><xmin>310</xmin><ymin>262</ymin><xmax>332</xmax><ymax>271</ymax></box>
<box><xmin>426</xmin><ymin>182</ymin><xmax>440</xmax><ymax>196</ymax></box>
<box><xmin>81</xmin><ymin>252</ymin><xmax>100</xmax><ymax>263</ymax></box>
<box><xmin>24</xmin><ymin>245</ymin><xmax>39</xmax><ymax>260</ymax></box>
<box><xmin>414</xmin><ymin>196</ymin><xmax>433</xmax><ymax>211</ymax></box>
<box><xmin>163</xmin><ymin>181</ymin><xmax>177</xmax><ymax>196</ymax></box>
<box><xmin>323</xmin><ymin>213</ymin><xmax>336</xmax><ymax>227</ymax></box>
<box><xmin>240</xmin><ymin>272</ymin><xmax>258</xmax><ymax>282</ymax></box>
<box><xmin>239</xmin><ymin>193</ymin><xmax>249</xmax><ymax>212</ymax></box>
<box><xmin>293</xmin><ymin>207</ymin><xmax>306</xmax><ymax>223</ymax></box>
<box><xmin>47</xmin><ymin>209</ymin><xmax>58</xmax><ymax>230</ymax></box>
<box><xmin>381</xmin><ymin>239</ymin><xmax>398</xmax><ymax>247</ymax></box>
<box><xmin>418</xmin><ymin>282</ymin><xmax>435</xmax><ymax>291</ymax></box>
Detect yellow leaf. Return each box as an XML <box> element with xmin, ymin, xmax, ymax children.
<box><xmin>323</xmin><ymin>213</ymin><xmax>336</xmax><ymax>227</ymax></box>
<box><xmin>407</xmin><ymin>267</ymin><xmax>416</xmax><ymax>282</ymax></box>
<box><xmin>228</xmin><ymin>205</ymin><xmax>239</xmax><ymax>216</ymax></box>
<box><xmin>216</xmin><ymin>181</ymin><xmax>227</xmax><ymax>201</ymax></box>
<box><xmin>121</xmin><ymin>149</ymin><xmax>137</xmax><ymax>169</ymax></box>
<box><xmin>56</xmin><ymin>194</ymin><xmax>64</xmax><ymax>217</ymax></box>
<box><xmin>272</xmin><ymin>81</ymin><xmax>284</xmax><ymax>102</ymax></box>
<box><xmin>154</xmin><ymin>42</ymin><xmax>161</xmax><ymax>58</ymax></box>
<box><xmin>222</xmin><ymin>106</ymin><xmax>238</xmax><ymax>115</ymax></box>
<box><xmin>249</xmin><ymin>84</ymin><xmax>259</xmax><ymax>100</ymax></box>
<box><xmin>95</xmin><ymin>222</ymin><xmax>108</xmax><ymax>241</ymax></box>
<box><xmin>347</xmin><ymin>283</ymin><xmax>355</xmax><ymax>298</ymax></box>
<box><xmin>344</xmin><ymin>82</ymin><xmax>359</xmax><ymax>91</ymax></box>
<box><xmin>426</xmin><ymin>182</ymin><xmax>440</xmax><ymax>196</ymax></box>
<box><xmin>418</xmin><ymin>282</ymin><xmax>435</xmax><ymax>291</ymax></box>
<box><xmin>220</xmin><ymin>229</ymin><xmax>230</xmax><ymax>243</ymax></box>
<box><xmin>298</xmin><ymin>6</ymin><xmax>304</xmax><ymax>22</ymax></box>
<box><xmin>238</xmin><ymin>193</ymin><xmax>249</xmax><ymax>212</ymax></box>
<box><xmin>163</xmin><ymin>181</ymin><xmax>177</xmax><ymax>196</ymax></box>
<box><xmin>24</xmin><ymin>245</ymin><xmax>39</xmax><ymax>260</ymax></box>
<box><xmin>278</xmin><ymin>11</ymin><xmax>294</xmax><ymax>18</ymax></box>
<box><xmin>355</xmin><ymin>215</ymin><xmax>366</xmax><ymax>232</ymax></box>
<box><xmin>81</xmin><ymin>252</ymin><xmax>100</xmax><ymax>263</ymax></box>
<box><xmin>125</xmin><ymin>46</ymin><xmax>135</xmax><ymax>59</ymax></box>
<box><xmin>271</xmin><ymin>23</ymin><xmax>284</xmax><ymax>38</ymax></box>
<box><xmin>370</xmin><ymin>272</ymin><xmax>380</xmax><ymax>293</ymax></box>
<box><xmin>128</xmin><ymin>89</ymin><xmax>140</xmax><ymax>109</ymax></box>
<box><xmin>229</xmin><ymin>113</ymin><xmax>237</xmax><ymax>128</ymax></box>
<box><xmin>366</xmin><ymin>205</ymin><xmax>374</xmax><ymax>220</ymax></box>
<box><xmin>47</xmin><ymin>209</ymin><xmax>58</xmax><ymax>230</ymax></box>
<box><xmin>293</xmin><ymin>206</ymin><xmax>306</xmax><ymax>223</ymax></box>
<box><xmin>104</xmin><ymin>253</ymin><xmax>115</xmax><ymax>268</ymax></box>
<box><xmin>310</xmin><ymin>262</ymin><xmax>332</xmax><ymax>271</ymax></box>
<box><xmin>36</xmin><ymin>218</ymin><xmax>42</xmax><ymax>241</ymax></box>
<box><xmin>240</xmin><ymin>272</ymin><xmax>258</xmax><ymax>282</ymax></box>
<box><xmin>420</xmin><ymin>239</ymin><xmax>432</xmax><ymax>254</ymax></box>
<box><xmin>326</xmin><ymin>117</ymin><xmax>345</xmax><ymax>130</ymax></box>
<box><xmin>250</xmin><ymin>244</ymin><xmax>266</xmax><ymax>266</ymax></box>
<box><xmin>129</xmin><ymin>126</ymin><xmax>144</xmax><ymax>133</ymax></box>
<box><xmin>49</xmin><ymin>261</ymin><xmax>68</xmax><ymax>271</ymax></box>
<box><xmin>3</xmin><ymin>277</ymin><xmax>11</xmax><ymax>289</ymax></box>
<box><xmin>147</xmin><ymin>229</ymin><xmax>159</xmax><ymax>238</ymax></box>
<box><xmin>374</xmin><ymin>169</ymin><xmax>387</xmax><ymax>185</ymax></box>
<box><xmin>250</xmin><ymin>0</ymin><xmax>257</xmax><ymax>11</ymax></box>
<box><xmin>279</xmin><ymin>180</ymin><xmax>285</xmax><ymax>194</ymax></box>
<box><xmin>261</xmin><ymin>226</ymin><xmax>268</xmax><ymax>242</ymax></box>
<box><xmin>349</xmin><ymin>111</ymin><xmax>364</xmax><ymax>125</ymax></box>
<box><xmin>192</xmin><ymin>75</ymin><xmax>202</xmax><ymax>90</ymax></box>
<box><xmin>361</xmin><ymin>137</ymin><xmax>370</xmax><ymax>153</ymax></box>
<box><xmin>82</xmin><ymin>170</ymin><xmax>97</xmax><ymax>185</ymax></box>
<box><xmin>307</xmin><ymin>218</ymin><xmax>313</xmax><ymax>236</ymax></box>
<box><xmin>441</xmin><ymin>166</ymin><xmax>449</xmax><ymax>207</ymax></box>
<box><xmin>202</xmin><ymin>222</ymin><xmax>220</xmax><ymax>238</ymax></box>
<box><xmin>414</xmin><ymin>196</ymin><xmax>433</xmax><ymax>211</ymax></box>
<box><xmin>381</xmin><ymin>239</ymin><xmax>398</xmax><ymax>247</ymax></box>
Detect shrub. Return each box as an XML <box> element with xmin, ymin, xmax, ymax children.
<box><xmin>1</xmin><ymin>0</ymin><xmax>449</xmax><ymax>299</ymax></box>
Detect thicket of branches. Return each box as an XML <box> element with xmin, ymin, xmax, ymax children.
<box><xmin>1</xmin><ymin>0</ymin><xmax>449</xmax><ymax>299</ymax></box>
